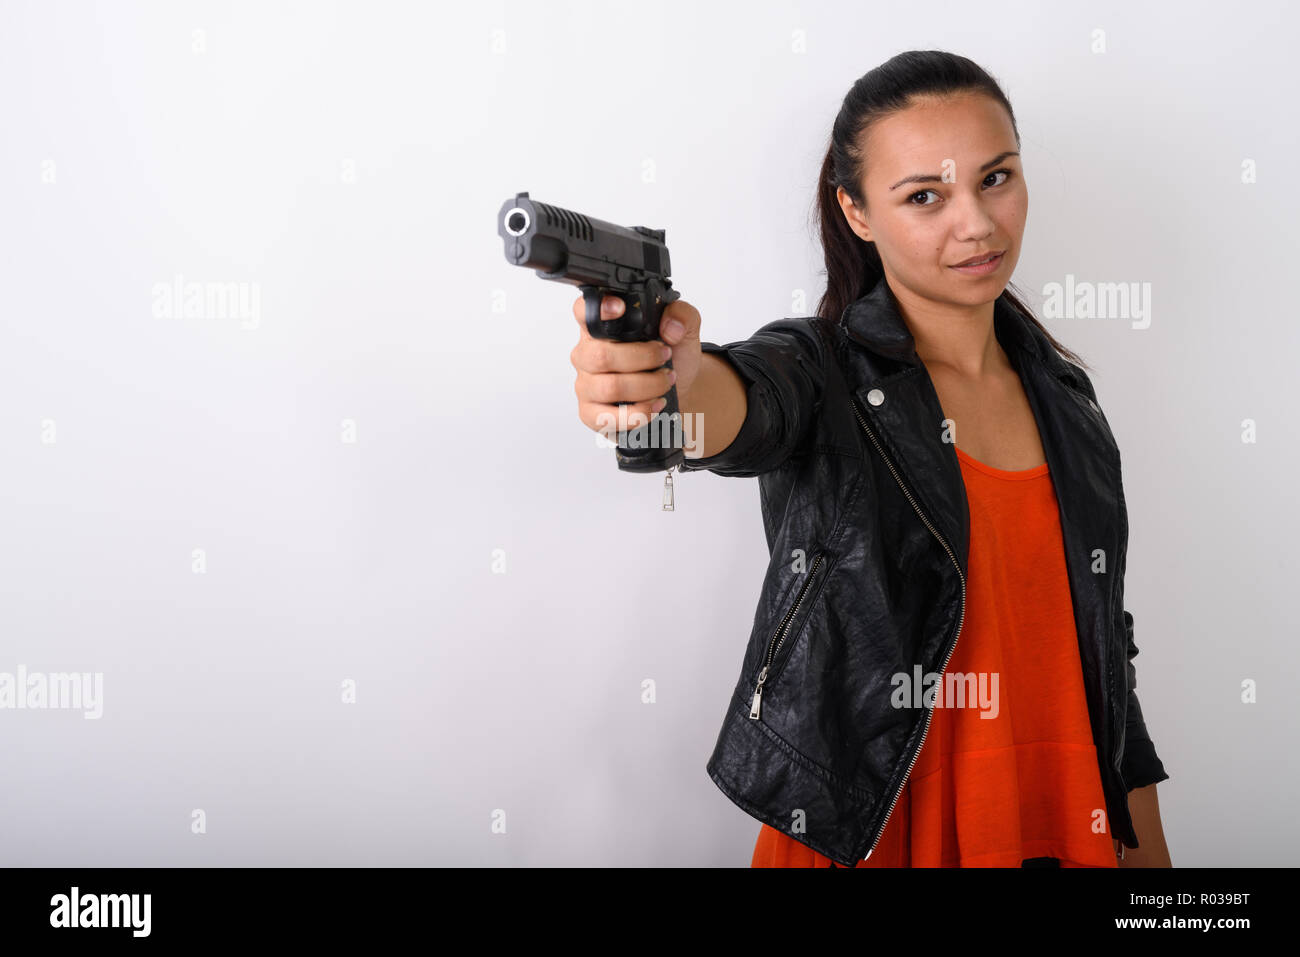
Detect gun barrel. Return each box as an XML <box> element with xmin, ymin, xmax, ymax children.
<box><xmin>497</xmin><ymin>192</ymin><xmax>671</xmax><ymax>288</ymax></box>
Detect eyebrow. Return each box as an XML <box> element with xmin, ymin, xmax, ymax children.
<box><xmin>888</xmin><ymin>151</ymin><xmax>1021</xmax><ymax>191</ymax></box>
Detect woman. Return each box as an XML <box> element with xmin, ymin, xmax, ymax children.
<box><xmin>570</xmin><ymin>50</ymin><xmax>1171</xmax><ymax>867</ymax></box>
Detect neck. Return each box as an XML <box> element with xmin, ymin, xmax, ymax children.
<box><xmin>887</xmin><ymin>278</ymin><xmax>1007</xmax><ymax>379</ymax></box>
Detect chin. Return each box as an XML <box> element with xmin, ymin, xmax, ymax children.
<box><xmin>941</xmin><ymin>280</ymin><xmax>1009</xmax><ymax>309</ymax></box>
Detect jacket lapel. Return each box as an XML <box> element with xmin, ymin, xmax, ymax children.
<box><xmin>839</xmin><ymin>278</ymin><xmax>1117</xmax><ymax>567</ymax></box>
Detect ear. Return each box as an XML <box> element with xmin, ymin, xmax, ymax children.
<box><xmin>835</xmin><ymin>186</ymin><xmax>873</xmax><ymax>243</ymax></box>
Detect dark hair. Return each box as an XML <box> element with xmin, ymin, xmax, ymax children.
<box><xmin>814</xmin><ymin>50</ymin><xmax>1090</xmax><ymax>372</ymax></box>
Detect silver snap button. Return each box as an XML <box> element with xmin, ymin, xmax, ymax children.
<box><xmin>1088</xmin><ymin>399</ymin><xmax>1099</xmax><ymax>412</ymax></box>
<box><xmin>867</xmin><ymin>388</ymin><xmax>884</xmax><ymax>406</ymax></box>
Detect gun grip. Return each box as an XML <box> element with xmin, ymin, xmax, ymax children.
<box><xmin>580</xmin><ymin>282</ymin><xmax>685</xmax><ymax>474</ymax></box>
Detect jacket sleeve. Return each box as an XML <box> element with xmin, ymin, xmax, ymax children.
<box><xmin>1119</xmin><ymin>608</ymin><xmax>1171</xmax><ymax>790</ymax></box>
<box><xmin>677</xmin><ymin>316</ymin><xmax>829</xmax><ymax>478</ymax></box>
<box><xmin>1066</xmin><ymin>361</ymin><xmax>1170</xmax><ymax>792</ymax></box>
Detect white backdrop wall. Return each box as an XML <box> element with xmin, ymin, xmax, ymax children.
<box><xmin>1</xmin><ymin>0</ymin><xmax>1295</xmax><ymax>865</ymax></box>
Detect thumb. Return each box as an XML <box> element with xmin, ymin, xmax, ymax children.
<box><xmin>660</xmin><ymin>300</ymin><xmax>700</xmax><ymax>346</ymax></box>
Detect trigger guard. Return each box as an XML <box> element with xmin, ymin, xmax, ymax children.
<box><xmin>582</xmin><ymin>286</ymin><xmax>641</xmax><ymax>340</ymax></box>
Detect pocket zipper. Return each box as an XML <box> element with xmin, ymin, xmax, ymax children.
<box><xmin>749</xmin><ymin>553</ymin><xmax>826</xmax><ymax>721</ymax></box>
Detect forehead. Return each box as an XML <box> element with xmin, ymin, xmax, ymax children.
<box><xmin>862</xmin><ymin>93</ymin><xmax>1017</xmax><ymax>183</ymax></box>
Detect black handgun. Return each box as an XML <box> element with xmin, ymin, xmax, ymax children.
<box><xmin>497</xmin><ymin>192</ymin><xmax>686</xmax><ymax>488</ymax></box>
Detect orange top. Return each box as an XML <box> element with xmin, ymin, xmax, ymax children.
<box><xmin>752</xmin><ymin>445</ymin><xmax>1118</xmax><ymax>868</ymax></box>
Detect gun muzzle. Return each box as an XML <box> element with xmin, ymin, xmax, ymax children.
<box><xmin>497</xmin><ymin>191</ymin><xmax>671</xmax><ymax>287</ymax></box>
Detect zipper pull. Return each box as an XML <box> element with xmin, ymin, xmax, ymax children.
<box><xmin>749</xmin><ymin>666</ymin><xmax>769</xmax><ymax>720</ymax></box>
<box><xmin>662</xmin><ymin>465</ymin><xmax>675</xmax><ymax>511</ymax></box>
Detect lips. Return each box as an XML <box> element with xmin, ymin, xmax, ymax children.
<box><xmin>952</xmin><ymin>250</ymin><xmax>1004</xmax><ymax>267</ymax></box>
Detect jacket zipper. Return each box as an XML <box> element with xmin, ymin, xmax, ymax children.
<box><xmin>749</xmin><ymin>553</ymin><xmax>826</xmax><ymax>721</ymax></box>
<box><xmin>851</xmin><ymin>395</ymin><xmax>967</xmax><ymax>861</ymax></box>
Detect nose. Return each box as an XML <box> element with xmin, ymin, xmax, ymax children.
<box><xmin>950</xmin><ymin>191</ymin><xmax>997</xmax><ymax>243</ymax></box>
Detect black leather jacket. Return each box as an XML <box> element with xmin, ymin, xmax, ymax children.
<box><xmin>680</xmin><ymin>278</ymin><xmax>1169</xmax><ymax>867</ymax></box>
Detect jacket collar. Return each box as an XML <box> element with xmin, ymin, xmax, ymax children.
<box><xmin>839</xmin><ymin>276</ymin><xmax>1081</xmax><ymax>390</ymax></box>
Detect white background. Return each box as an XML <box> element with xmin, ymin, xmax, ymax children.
<box><xmin>1</xmin><ymin>0</ymin><xmax>1295</xmax><ymax>865</ymax></box>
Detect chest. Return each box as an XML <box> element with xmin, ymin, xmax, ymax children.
<box><xmin>928</xmin><ymin>366</ymin><xmax>1047</xmax><ymax>471</ymax></box>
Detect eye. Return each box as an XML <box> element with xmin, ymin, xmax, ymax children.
<box><xmin>907</xmin><ymin>169</ymin><xmax>1015</xmax><ymax>207</ymax></box>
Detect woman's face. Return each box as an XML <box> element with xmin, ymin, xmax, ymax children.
<box><xmin>837</xmin><ymin>92</ymin><xmax>1027</xmax><ymax>307</ymax></box>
